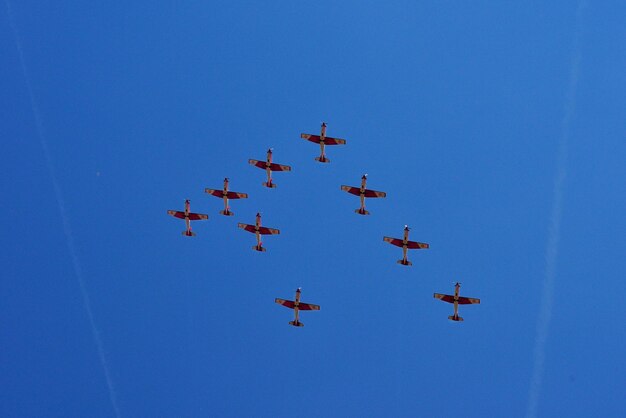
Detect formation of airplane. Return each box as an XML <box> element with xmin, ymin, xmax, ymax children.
<box><xmin>248</xmin><ymin>148</ymin><xmax>292</xmax><ymax>188</ymax></box>
<box><xmin>166</xmin><ymin>124</ymin><xmax>482</xmax><ymax>326</ymax></box>
<box><xmin>383</xmin><ymin>225</ymin><xmax>429</xmax><ymax>266</ymax></box>
<box><xmin>205</xmin><ymin>177</ymin><xmax>248</xmax><ymax>216</ymax></box>
<box><xmin>434</xmin><ymin>282</ymin><xmax>480</xmax><ymax>321</ymax></box>
<box><xmin>167</xmin><ymin>199</ymin><xmax>209</xmax><ymax>237</ymax></box>
<box><xmin>275</xmin><ymin>288</ymin><xmax>320</xmax><ymax>327</ymax></box>
<box><xmin>300</xmin><ymin>122</ymin><xmax>346</xmax><ymax>163</ymax></box>
<box><xmin>237</xmin><ymin>212</ymin><xmax>280</xmax><ymax>252</ymax></box>
<box><xmin>341</xmin><ymin>174</ymin><xmax>387</xmax><ymax>215</ymax></box>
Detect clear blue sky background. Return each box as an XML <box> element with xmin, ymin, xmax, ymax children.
<box><xmin>1</xmin><ymin>1</ymin><xmax>625</xmax><ymax>417</ymax></box>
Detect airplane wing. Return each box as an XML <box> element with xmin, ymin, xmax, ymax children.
<box><xmin>301</xmin><ymin>134</ymin><xmax>346</xmax><ymax>146</ymax></box>
<box><xmin>238</xmin><ymin>223</ymin><xmax>257</xmax><ymax>233</ymax></box>
<box><xmin>268</xmin><ymin>163</ymin><xmax>291</xmax><ymax>172</ymax></box>
<box><xmin>457</xmin><ymin>296</ymin><xmax>481</xmax><ymax>305</ymax></box>
<box><xmin>275</xmin><ymin>298</ymin><xmax>295</xmax><ymax>309</ymax></box>
<box><xmin>248</xmin><ymin>159</ymin><xmax>267</xmax><ymax>169</ymax></box>
<box><xmin>167</xmin><ymin>210</ymin><xmax>185</xmax><ymax>219</ymax></box>
<box><xmin>226</xmin><ymin>191</ymin><xmax>248</xmax><ymax>199</ymax></box>
<box><xmin>341</xmin><ymin>185</ymin><xmax>361</xmax><ymax>196</ymax></box>
<box><xmin>406</xmin><ymin>240</ymin><xmax>429</xmax><ymax>249</ymax></box>
<box><xmin>383</xmin><ymin>236</ymin><xmax>404</xmax><ymax>247</ymax></box>
<box><xmin>433</xmin><ymin>293</ymin><xmax>456</xmax><ymax>303</ymax></box>
<box><xmin>257</xmin><ymin>226</ymin><xmax>280</xmax><ymax>235</ymax></box>
<box><xmin>298</xmin><ymin>302</ymin><xmax>320</xmax><ymax>311</ymax></box>
<box><xmin>363</xmin><ymin>189</ymin><xmax>387</xmax><ymax>198</ymax></box>
<box><xmin>301</xmin><ymin>134</ymin><xmax>321</xmax><ymax>143</ymax></box>
<box><xmin>187</xmin><ymin>213</ymin><xmax>208</xmax><ymax>221</ymax></box>
<box><xmin>322</xmin><ymin>136</ymin><xmax>346</xmax><ymax>145</ymax></box>
<box><xmin>204</xmin><ymin>188</ymin><xmax>223</xmax><ymax>198</ymax></box>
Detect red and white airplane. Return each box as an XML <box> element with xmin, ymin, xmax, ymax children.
<box><xmin>248</xmin><ymin>148</ymin><xmax>291</xmax><ymax>188</ymax></box>
<box><xmin>383</xmin><ymin>225</ymin><xmax>429</xmax><ymax>265</ymax></box>
<box><xmin>434</xmin><ymin>282</ymin><xmax>481</xmax><ymax>322</ymax></box>
<box><xmin>300</xmin><ymin>122</ymin><xmax>346</xmax><ymax>163</ymax></box>
<box><xmin>167</xmin><ymin>199</ymin><xmax>208</xmax><ymax>237</ymax></box>
<box><xmin>275</xmin><ymin>288</ymin><xmax>320</xmax><ymax>327</ymax></box>
<box><xmin>341</xmin><ymin>174</ymin><xmax>387</xmax><ymax>215</ymax></box>
<box><xmin>204</xmin><ymin>178</ymin><xmax>248</xmax><ymax>216</ymax></box>
<box><xmin>237</xmin><ymin>212</ymin><xmax>280</xmax><ymax>252</ymax></box>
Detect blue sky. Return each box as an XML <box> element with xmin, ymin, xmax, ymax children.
<box><xmin>1</xmin><ymin>1</ymin><xmax>625</xmax><ymax>417</ymax></box>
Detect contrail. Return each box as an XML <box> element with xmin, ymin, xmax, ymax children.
<box><xmin>5</xmin><ymin>2</ymin><xmax>121</xmax><ymax>417</ymax></box>
<box><xmin>526</xmin><ymin>3</ymin><xmax>585</xmax><ymax>418</ymax></box>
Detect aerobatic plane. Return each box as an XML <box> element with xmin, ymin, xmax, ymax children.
<box><xmin>237</xmin><ymin>212</ymin><xmax>280</xmax><ymax>252</ymax></box>
<box><xmin>300</xmin><ymin>122</ymin><xmax>346</xmax><ymax>163</ymax></box>
<box><xmin>434</xmin><ymin>282</ymin><xmax>480</xmax><ymax>322</ymax></box>
<box><xmin>340</xmin><ymin>174</ymin><xmax>387</xmax><ymax>215</ymax></box>
<box><xmin>383</xmin><ymin>225</ymin><xmax>429</xmax><ymax>265</ymax></box>
<box><xmin>204</xmin><ymin>178</ymin><xmax>248</xmax><ymax>216</ymax></box>
<box><xmin>166</xmin><ymin>199</ymin><xmax>208</xmax><ymax>237</ymax></box>
<box><xmin>248</xmin><ymin>148</ymin><xmax>291</xmax><ymax>188</ymax></box>
<box><xmin>275</xmin><ymin>288</ymin><xmax>320</xmax><ymax>327</ymax></box>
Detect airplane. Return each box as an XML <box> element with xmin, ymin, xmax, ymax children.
<box><xmin>300</xmin><ymin>122</ymin><xmax>346</xmax><ymax>163</ymax></box>
<box><xmin>167</xmin><ymin>199</ymin><xmax>208</xmax><ymax>236</ymax></box>
<box><xmin>383</xmin><ymin>225</ymin><xmax>429</xmax><ymax>265</ymax></box>
<box><xmin>433</xmin><ymin>282</ymin><xmax>480</xmax><ymax>322</ymax></box>
<box><xmin>341</xmin><ymin>174</ymin><xmax>386</xmax><ymax>215</ymax></box>
<box><xmin>275</xmin><ymin>288</ymin><xmax>320</xmax><ymax>327</ymax></box>
<box><xmin>237</xmin><ymin>212</ymin><xmax>280</xmax><ymax>252</ymax></box>
<box><xmin>248</xmin><ymin>148</ymin><xmax>291</xmax><ymax>188</ymax></box>
<box><xmin>204</xmin><ymin>178</ymin><xmax>248</xmax><ymax>216</ymax></box>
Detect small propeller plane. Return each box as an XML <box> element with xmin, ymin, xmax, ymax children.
<box><xmin>383</xmin><ymin>225</ymin><xmax>429</xmax><ymax>265</ymax></box>
<box><xmin>300</xmin><ymin>122</ymin><xmax>346</xmax><ymax>163</ymax></box>
<box><xmin>237</xmin><ymin>212</ymin><xmax>280</xmax><ymax>252</ymax></box>
<box><xmin>275</xmin><ymin>288</ymin><xmax>320</xmax><ymax>327</ymax></box>
<box><xmin>434</xmin><ymin>282</ymin><xmax>480</xmax><ymax>322</ymax></box>
<box><xmin>204</xmin><ymin>178</ymin><xmax>248</xmax><ymax>216</ymax></box>
<box><xmin>248</xmin><ymin>148</ymin><xmax>291</xmax><ymax>188</ymax></box>
<box><xmin>167</xmin><ymin>199</ymin><xmax>208</xmax><ymax>237</ymax></box>
<box><xmin>341</xmin><ymin>174</ymin><xmax>387</xmax><ymax>215</ymax></box>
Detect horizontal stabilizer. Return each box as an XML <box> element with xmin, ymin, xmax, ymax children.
<box><xmin>448</xmin><ymin>315</ymin><xmax>464</xmax><ymax>322</ymax></box>
<box><xmin>220</xmin><ymin>210</ymin><xmax>234</xmax><ymax>216</ymax></box>
<box><xmin>289</xmin><ymin>320</ymin><xmax>304</xmax><ymax>327</ymax></box>
<box><xmin>262</xmin><ymin>182</ymin><xmax>277</xmax><ymax>188</ymax></box>
<box><xmin>355</xmin><ymin>208</ymin><xmax>370</xmax><ymax>215</ymax></box>
<box><xmin>182</xmin><ymin>230</ymin><xmax>196</xmax><ymax>237</ymax></box>
<box><xmin>315</xmin><ymin>156</ymin><xmax>330</xmax><ymax>163</ymax></box>
<box><xmin>253</xmin><ymin>245</ymin><xmax>267</xmax><ymax>252</ymax></box>
<box><xmin>397</xmin><ymin>259</ymin><xmax>412</xmax><ymax>266</ymax></box>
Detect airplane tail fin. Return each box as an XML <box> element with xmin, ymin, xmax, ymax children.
<box><xmin>289</xmin><ymin>320</ymin><xmax>304</xmax><ymax>327</ymax></box>
<box><xmin>262</xmin><ymin>181</ymin><xmax>277</xmax><ymax>188</ymax></box>
<box><xmin>315</xmin><ymin>156</ymin><xmax>330</xmax><ymax>163</ymax></box>
<box><xmin>220</xmin><ymin>210</ymin><xmax>234</xmax><ymax>216</ymax></box>
<box><xmin>253</xmin><ymin>245</ymin><xmax>267</xmax><ymax>252</ymax></box>
<box><xmin>182</xmin><ymin>230</ymin><xmax>196</xmax><ymax>237</ymax></box>
<box><xmin>448</xmin><ymin>315</ymin><xmax>464</xmax><ymax>322</ymax></box>
<box><xmin>355</xmin><ymin>208</ymin><xmax>370</xmax><ymax>215</ymax></box>
<box><xmin>397</xmin><ymin>259</ymin><xmax>412</xmax><ymax>266</ymax></box>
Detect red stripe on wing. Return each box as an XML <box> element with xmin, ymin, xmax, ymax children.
<box><xmin>434</xmin><ymin>294</ymin><xmax>456</xmax><ymax>303</ymax></box>
<box><xmin>323</xmin><ymin>136</ymin><xmax>346</xmax><ymax>145</ymax></box>
<box><xmin>363</xmin><ymin>189</ymin><xmax>386</xmax><ymax>198</ymax></box>
<box><xmin>406</xmin><ymin>240</ymin><xmax>429</xmax><ymax>249</ymax></box>
<box><xmin>204</xmin><ymin>188</ymin><xmax>223</xmax><ymax>197</ymax></box>
<box><xmin>167</xmin><ymin>210</ymin><xmax>185</xmax><ymax>219</ymax></box>
<box><xmin>249</xmin><ymin>159</ymin><xmax>267</xmax><ymax>169</ymax></box>
<box><xmin>257</xmin><ymin>226</ymin><xmax>279</xmax><ymax>235</ymax></box>
<box><xmin>187</xmin><ymin>213</ymin><xmax>208</xmax><ymax>221</ymax></box>
<box><xmin>298</xmin><ymin>302</ymin><xmax>320</xmax><ymax>311</ymax></box>
<box><xmin>383</xmin><ymin>237</ymin><xmax>404</xmax><ymax>247</ymax></box>
<box><xmin>301</xmin><ymin>134</ymin><xmax>321</xmax><ymax>143</ymax></box>
<box><xmin>226</xmin><ymin>191</ymin><xmax>248</xmax><ymax>199</ymax></box>
<box><xmin>275</xmin><ymin>298</ymin><xmax>295</xmax><ymax>309</ymax></box>
<box><xmin>238</xmin><ymin>223</ymin><xmax>257</xmax><ymax>233</ymax></box>
<box><xmin>341</xmin><ymin>185</ymin><xmax>361</xmax><ymax>196</ymax></box>
<box><xmin>269</xmin><ymin>163</ymin><xmax>291</xmax><ymax>172</ymax></box>
<box><xmin>457</xmin><ymin>296</ymin><xmax>480</xmax><ymax>305</ymax></box>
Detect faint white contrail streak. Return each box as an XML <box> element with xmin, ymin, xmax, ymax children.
<box><xmin>526</xmin><ymin>3</ymin><xmax>585</xmax><ymax>418</ymax></box>
<box><xmin>5</xmin><ymin>2</ymin><xmax>121</xmax><ymax>417</ymax></box>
